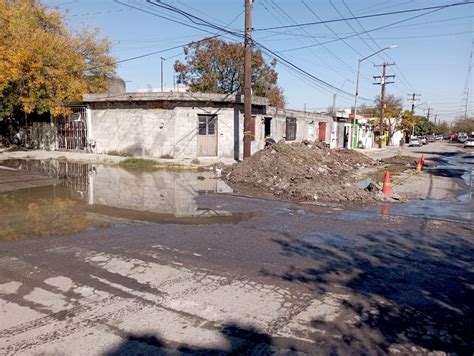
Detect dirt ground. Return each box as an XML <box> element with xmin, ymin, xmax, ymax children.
<box><xmin>225</xmin><ymin>141</ymin><xmax>469</xmax><ymax>204</ymax></box>
<box><xmin>224</xmin><ymin>141</ymin><xmax>382</xmax><ymax>203</ymax></box>
<box><xmin>361</xmin><ymin>141</ymin><xmax>469</xmax><ymax>201</ymax></box>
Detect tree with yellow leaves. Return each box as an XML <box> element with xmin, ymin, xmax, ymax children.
<box><xmin>0</xmin><ymin>0</ymin><xmax>115</xmax><ymax>125</ymax></box>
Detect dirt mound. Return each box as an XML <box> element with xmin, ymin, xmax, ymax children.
<box><xmin>224</xmin><ymin>141</ymin><xmax>380</xmax><ymax>203</ymax></box>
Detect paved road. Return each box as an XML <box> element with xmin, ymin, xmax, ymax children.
<box><xmin>0</xmin><ymin>148</ymin><xmax>472</xmax><ymax>355</ymax></box>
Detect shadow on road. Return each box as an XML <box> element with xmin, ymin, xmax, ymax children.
<box><xmin>105</xmin><ymin>323</ymin><xmax>279</xmax><ymax>355</ymax></box>
<box><xmin>262</xmin><ymin>228</ymin><xmax>474</xmax><ymax>354</ymax></box>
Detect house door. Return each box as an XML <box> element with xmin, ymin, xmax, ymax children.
<box><xmin>318</xmin><ymin>122</ymin><xmax>326</xmax><ymax>141</ymax></box>
<box><xmin>197</xmin><ymin>114</ymin><xmax>217</xmax><ymax>156</ymax></box>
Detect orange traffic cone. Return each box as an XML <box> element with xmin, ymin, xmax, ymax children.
<box><xmin>382</xmin><ymin>171</ymin><xmax>391</xmax><ymax>196</ymax></box>
<box><xmin>420</xmin><ymin>154</ymin><xmax>425</xmax><ymax>165</ymax></box>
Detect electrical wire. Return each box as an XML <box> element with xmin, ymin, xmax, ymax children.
<box><xmin>278</xmin><ymin>6</ymin><xmax>449</xmax><ymax>53</ymax></box>
<box><xmin>254</xmin><ymin>14</ymin><xmax>474</xmax><ymax>39</ymax></box>
<box><xmin>338</xmin><ymin>0</ymin><xmax>418</xmax><ymax>96</ymax></box>
<box><xmin>142</xmin><ymin>0</ymin><xmax>371</xmax><ymax>101</ymax></box>
<box><xmin>85</xmin><ymin>35</ymin><xmax>223</xmax><ymax>71</ymax></box>
<box><xmin>254</xmin><ymin>1</ymin><xmax>474</xmax><ymax>32</ymax></box>
<box><xmin>260</xmin><ymin>0</ymin><xmax>358</xmax><ymax>79</ymax></box>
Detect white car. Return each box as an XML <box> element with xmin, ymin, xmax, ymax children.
<box><xmin>409</xmin><ymin>138</ymin><xmax>422</xmax><ymax>147</ymax></box>
<box><xmin>464</xmin><ymin>139</ymin><xmax>474</xmax><ymax>148</ymax></box>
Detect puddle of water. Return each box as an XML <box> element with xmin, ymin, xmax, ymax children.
<box><xmin>0</xmin><ymin>159</ymin><xmax>250</xmax><ymax>241</ymax></box>
<box><xmin>384</xmin><ymin>199</ymin><xmax>473</xmax><ymax>222</ymax></box>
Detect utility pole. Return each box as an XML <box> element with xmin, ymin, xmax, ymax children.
<box><xmin>331</xmin><ymin>94</ymin><xmax>336</xmax><ymax>114</ymax></box>
<box><xmin>426</xmin><ymin>107</ymin><xmax>431</xmax><ymax>121</ymax></box>
<box><xmin>407</xmin><ymin>93</ymin><xmax>421</xmax><ymax>114</ymax></box>
<box><xmin>373</xmin><ymin>62</ymin><xmax>395</xmax><ymax>148</ymax></box>
<box><xmin>160</xmin><ymin>57</ymin><xmax>165</xmax><ymax>92</ymax></box>
<box><xmin>243</xmin><ymin>0</ymin><xmax>253</xmax><ymax>159</ymax></box>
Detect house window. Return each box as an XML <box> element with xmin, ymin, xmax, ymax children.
<box><xmin>286</xmin><ymin>117</ymin><xmax>297</xmax><ymax>141</ymax></box>
<box><xmin>198</xmin><ymin>115</ymin><xmax>216</xmax><ymax>135</ymax></box>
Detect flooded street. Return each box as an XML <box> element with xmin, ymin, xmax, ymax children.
<box><xmin>0</xmin><ymin>159</ymin><xmax>253</xmax><ymax>241</ymax></box>
<box><xmin>0</xmin><ymin>151</ymin><xmax>473</xmax><ymax>354</ymax></box>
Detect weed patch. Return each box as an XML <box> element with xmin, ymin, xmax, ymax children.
<box><xmin>107</xmin><ymin>150</ymin><xmax>132</xmax><ymax>157</ymax></box>
<box><xmin>119</xmin><ymin>158</ymin><xmax>187</xmax><ymax>171</ymax></box>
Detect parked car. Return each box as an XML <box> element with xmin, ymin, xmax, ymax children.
<box><xmin>464</xmin><ymin>138</ymin><xmax>474</xmax><ymax>148</ymax></box>
<box><xmin>419</xmin><ymin>136</ymin><xmax>427</xmax><ymax>145</ymax></box>
<box><xmin>458</xmin><ymin>135</ymin><xmax>468</xmax><ymax>143</ymax></box>
<box><xmin>409</xmin><ymin>137</ymin><xmax>422</xmax><ymax>147</ymax></box>
<box><xmin>427</xmin><ymin>135</ymin><xmax>436</xmax><ymax>143</ymax></box>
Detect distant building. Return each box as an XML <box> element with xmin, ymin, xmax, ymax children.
<box><xmin>332</xmin><ymin>109</ymin><xmax>374</xmax><ymax>149</ymax></box>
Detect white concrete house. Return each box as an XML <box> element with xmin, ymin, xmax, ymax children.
<box><xmin>80</xmin><ymin>92</ymin><xmax>332</xmax><ymax>160</ymax></box>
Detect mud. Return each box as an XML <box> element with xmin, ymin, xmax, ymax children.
<box><xmin>224</xmin><ymin>141</ymin><xmax>381</xmax><ymax>203</ymax></box>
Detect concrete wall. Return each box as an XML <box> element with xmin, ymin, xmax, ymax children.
<box><xmin>88</xmin><ymin>101</ymin><xmax>333</xmax><ymax>160</ymax></box>
<box><xmin>89</xmin><ymin>103</ymin><xmax>236</xmax><ymax>159</ymax></box>
<box><xmin>266</xmin><ymin>108</ymin><xmax>332</xmax><ymax>144</ymax></box>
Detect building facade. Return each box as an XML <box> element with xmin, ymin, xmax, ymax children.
<box><xmin>81</xmin><ymin>92</ymin><xmax>333</xmax><ymax>160</ymax></box>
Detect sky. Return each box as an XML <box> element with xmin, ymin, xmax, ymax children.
<box><xmin>43</xmin><ymin>0</ymin><xmax>474</xmax><ymax>122</ymax></box>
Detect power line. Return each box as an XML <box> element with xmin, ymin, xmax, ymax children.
<box><xmin>85</xmin><ymin>35</ymin><xmax>222</xmax><ymax>71</ymax></box>
<box><xmin>301</xmin><ymin>0</ymin><xmax>370</xmax><ymax>65</ymax></box>
<box><xmin>254</xmin><ymin>1</ymin><xmax>474</xmax><ymax>32</ymax></box>
<box><xmin>113</xmin><ymin>0</ymin><xmax>237</xmax><ymax>38</ymax></box>
<box><xmin>338</xmin><ymin>0</ymin><xmax>417</xmax><ymax>95</ymax></box>
<box><xmin>279</xmin><ymin>6</ymin><xmax>450</xmax><ymax>53</ymax></box>
<box><xmin>353</xmin><ymin>0</ymin><xmax>414</xmax><ymax>16</ymax></box>
<box><xmin>264</xmin><ymin>0</ymin><xmax>358</xmax><ymax>77</ymax></box>
<box><xmin>140</xmin><ymin>0</ymin><xmax>373</xmax><ymax>101</ymax></box>
<box><xmin>254</xmin><ymin>39</ymin><xmax>373</xmax><ymax>101</ymax></box>
<box><xmin>255</xmin><ymin>14</ymin><xmax>474</xmax><ymax>39</ymax></box>
<box><xmin>145</xmin><ymin>0</ymin><xmax>243</xmax><ymax>36</ymax></box>
<box><xmin>257</xmin><ymin>0</ymin><xmax>353</xmax><ymax>78</ymax></box>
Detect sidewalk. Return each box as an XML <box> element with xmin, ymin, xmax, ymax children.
<box><xmin>0</xmin><ymin>148</ymin><xmax>235</xmax><ymax>167</ymax></box>
<box><xmin>355</xmin><ymin>145</ymin><xmax>403</xmax><ymax>160</ymax></box>
<box><xmin>357</xmin><ymin>141</ymin><xmax>464</xmax><ymax>161</ymax></box>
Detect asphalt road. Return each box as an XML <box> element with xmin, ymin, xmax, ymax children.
<box><xmin>0</xmin><ymin>147</ymin><xmax>473</xmax><ymax>355</ymax></box>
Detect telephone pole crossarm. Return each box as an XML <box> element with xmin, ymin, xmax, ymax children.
<box><xmin>350</xmin><ymin>45</ymin><xmax>397</xmax><ymax>149</ymax></box>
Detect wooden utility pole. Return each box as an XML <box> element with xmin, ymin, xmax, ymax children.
<box><xmin>373</xmin><ymin>62</ymin><xmax>395</xmax><ymax>148</ymax></box>
<box><xmin>407</xmin><ymin>92</ymin><xmax>421</xmax><ymax>114</ymax></box>
<box><xmin>426</xmin><ymin>107</ymin><xmax>431</xmax><ymax>121</ymax></box>
<box><xmin>243</xmin><ymin>0</ymin><xmax>253</xmax><ymax>159</ymax></box>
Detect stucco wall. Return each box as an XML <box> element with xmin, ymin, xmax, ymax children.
<box><xmin>89</xmin><ymin>104</ymin><xmax>237</xmax><ymax>159</ymax></box>
<box><xmin>88</xmin><ymin>101</ymin><xmax>333</xmax><ymax>160</ymax></box>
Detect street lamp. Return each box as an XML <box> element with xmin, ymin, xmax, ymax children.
<box><xmin>351</xmin><ymin>45</ymin><xmax>397</xmax><ymax>149</ymax></box>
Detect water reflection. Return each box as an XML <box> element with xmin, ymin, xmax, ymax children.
<box><xmin>0</xmin><ymin>159</ymin><xmax>240</xmax><ymax>241</ymax></box>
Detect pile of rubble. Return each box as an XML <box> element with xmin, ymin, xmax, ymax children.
<box><xmin>224</xmin><ymin>141</ymin><xmax>384</xmax><ymax>203</ymax></box>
